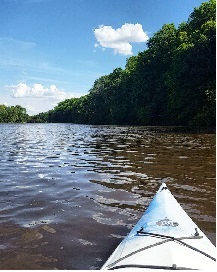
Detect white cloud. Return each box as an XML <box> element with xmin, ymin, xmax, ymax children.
<box><xmin>25</xmin><ymin>104</ymin><xmax>37</xmax><ymax>113</ymax></box>
<box><xmin>94</xmin><ymin>23</ymin><xmax>149</xmax><ymax>55</ymax></box>
<box><xmin>8</xmin><ymin>83</ymin><xmax>72</xmax><ymax>100</ymax></box>
<box><xmin>10</xmin><ymin>83</ymin><xmax>30</xmax><ymax>97</ymax></box>
<box><xmin>2</xmin><ymin>83</ymin><xmax>75</xmax><ymax>115</ymax></box>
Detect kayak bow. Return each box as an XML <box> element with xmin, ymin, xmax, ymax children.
<box><xmin>101</xmin><ymin>183</ymin><xmax>216</xmax><ymax>270</ymax></box>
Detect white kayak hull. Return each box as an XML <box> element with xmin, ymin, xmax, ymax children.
<box><xmin>101</xmin><ymin>183</ymin><xmax>216</xmax><ymax>270</ymax></box>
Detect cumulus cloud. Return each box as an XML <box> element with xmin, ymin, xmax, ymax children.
<box><xmin>94</xmin><ymin>23</ymin><xmax>149</xmax><ymax>55</ymax></box>
<box><xmin>8</xmin><ymin>83</ymin><xmax>72</xmax><ymax>101</ymax></box>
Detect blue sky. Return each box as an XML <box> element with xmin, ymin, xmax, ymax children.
<box><xmin>0</xmin><ymin>0</ymin><xmax>206</xmax><ymax>115</ymax></box>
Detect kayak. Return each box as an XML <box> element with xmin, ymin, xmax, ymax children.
<box><xmin>101</xmin><ymin>183</ymin><xmax>216</xmax><ymax>270</ymax></box>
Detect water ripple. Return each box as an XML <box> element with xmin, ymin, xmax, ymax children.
<box><xmin>0</xmin><ymin>124</ymin><xmax>215</xmax><ymax>269</ymax></box>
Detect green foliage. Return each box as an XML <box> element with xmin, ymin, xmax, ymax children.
<box><xmin>30</xmin><ymin>0</ymin><xmax>215</xmax><ymax>127</ymax></box>
<box><xmin>0</xmin><ymin>105</ymin><xmax>28</xmax><ymax>123</ymax></box>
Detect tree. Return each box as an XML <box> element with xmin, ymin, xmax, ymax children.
<box><xmin>0</xmin><ymin>105</ymin><xmax>28</xmax><ymax>123</ymax></box>
<box><xmin>167</xmin><ymin>0</ymin><xmax>216</xmax><ymax>125</ymax></box>
<box><xmin>29</xmin><ymin>0</ymin><xmax>216</xmax><ymax>127</ymax></box>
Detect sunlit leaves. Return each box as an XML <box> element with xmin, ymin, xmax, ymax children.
<box><xmin>29</xmin><ymin>0</ymin><xmax>215</xmax><ymax>127</ymax></box>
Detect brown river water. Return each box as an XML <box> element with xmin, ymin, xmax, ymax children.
<box><xmin>0</xmin><ymin>124</ymin><xmax>215</xmax><ymax>269</ymax></box>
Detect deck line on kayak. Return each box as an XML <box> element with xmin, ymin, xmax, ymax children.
<box><xmin>101</xmin><ymin>183</ymin><xmax>216</xmax><ymax>270</ymax></box>
<box><xmin>107</xmin><ymin>234</ymin><xmax>216</xmax><ymax>269</ymax></box>
<box><xmin>108</xmin><ymin>264</ymin><xmax>197</xmax><ymax>270</ymax></box>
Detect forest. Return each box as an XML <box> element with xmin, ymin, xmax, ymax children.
<box><xmin>1</xmin><ymin>0</ymin><xmax>216</xmax><ymax>126</ymax></box>
<box><xmin>0</xmin><ymin>105</ymin><xmax>28</xmax><ymax>123</ymax></box>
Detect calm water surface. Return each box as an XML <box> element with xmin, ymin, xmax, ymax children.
<box><xmin>0</xmin><ymin>124</ymin><xmax>215</xmax><ymax>269</ymax></box>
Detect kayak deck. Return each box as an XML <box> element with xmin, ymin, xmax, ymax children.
<box><xmin>101</xmin><ymin>183</ymin><xmax>216</xmax><ymax>270</ymax></box>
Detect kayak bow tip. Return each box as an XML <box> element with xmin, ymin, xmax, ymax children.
<box><xmin>158</xmin><ymin>182</ymin><xmax>168</xmax><ymax>192</ymax></box>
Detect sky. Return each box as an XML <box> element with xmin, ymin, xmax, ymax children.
<box><xmin>0</xmin><ymin>0</ymin><xmax>206</xmax><ymax>115</ymax></box>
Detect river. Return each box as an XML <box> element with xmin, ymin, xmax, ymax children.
<box><xmin>0</xmin><ymin>124</ymin><xmax>215</xmax><ymax>269</ymax></box>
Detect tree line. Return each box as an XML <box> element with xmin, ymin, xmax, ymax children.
<box><xmin>0</xmin><ymin>105</ymin><xmax>28</xmax><ymax>123</ymax></box>
<box><xmin>1</xmin><ymin>0</ymin><xmax>216</xmax><ymax>126</ymax></box>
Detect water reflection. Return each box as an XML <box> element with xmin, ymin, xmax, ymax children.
<box><xmin>0</xmin><ymin>124</ymin><xmax>215</xmax><ymax>269</ymax></box>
